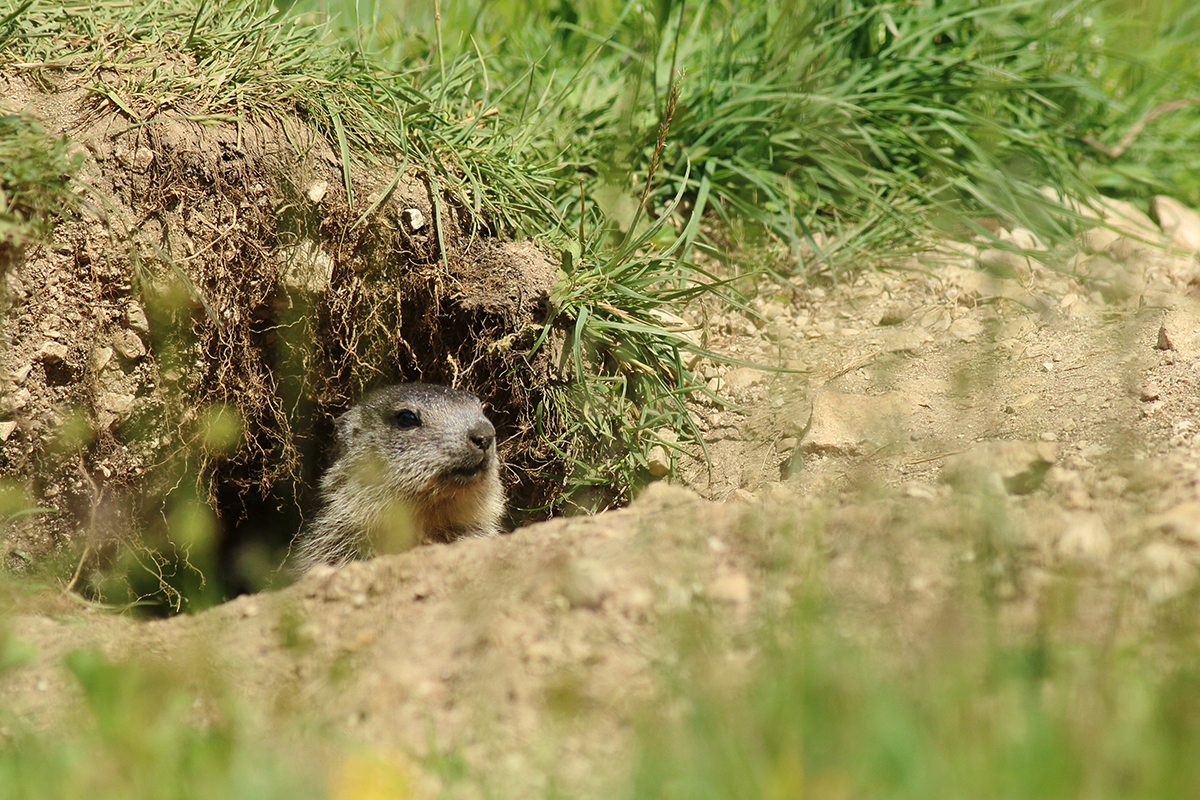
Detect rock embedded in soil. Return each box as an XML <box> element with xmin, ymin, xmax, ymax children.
<box><xmin>1097</xmin><ymin>197</ymin><xmax>1161</xmax><ymax>238</ymax></box>
<box><xmin>1103</xmin><ymin>235</ymin><xmax>1153</xmax><ymax>263</ymax></box>
<box><xmin>721</xmin><ymin>367</ymin><xmax>766</xmax><ymax>400</ymax></box>
<box><xmin>800</xmin><ymin>391</ymin><xmax>913</xmax><ymax>456</ymax></box>
<box><xmin>645</xmin><ymin>429</ymin><xmax>678</xmax><ymax>478</ymax></box>
<box><xmin>1003</xmin><ymin>226</ymin><xmax>1043</xmax><ymax>251</ymax></box>
<box><xmin>1084</xmin><ymin>226</ymin><xmax>1122</xmax><ymax>254</ymax></box>
<box><xmin>277</xmin><ymin>239</ymin><xmax>335</xmax><ymax>294</ymax></box>
<box><xmin>400</xmin><ymin>208</ymin><xmax>426</xmax><ymax>231</ymax></box>
<box><xmin>874</xmin><ymin>303</ymin><xmax>913</xmax><ymax>326</ymax></box>
<box><xmin>304</xmin><ymin>180</ymin><xmax>328</xmax><ymax>203</ymax></box>
<box><xmin>90</xmin><ymin>346</ymin><xmax>114</xmax><ymax>372</ymax></box>
<box><xmin>98</xmin><ymin>392</ymin><xmax>136</xmax><ymax>416</ymax></box>
<box><xmin>34</xmin><ymin>341</ymin><xmax>69</xmax><ymax>364</ymax></box>
<box><xmin>1155</xmin><ymin>307</ymin><xmax>1200</xmax><ymax>361</ymax></box>
<box><xmin>1083</xmin><ymin>255</ymin><xmax>1145</xmax><ymax>303</ymax></box>
<box><xmin>940</xmin><ymin>263</ymin><xmax>1039</xmax><ymax>308</ymax></box>
<box><xmin>0</xmin><ymin>388</ymin><xmax>32</xmax><ymax>414</ymax></box>
<box><xmin>646</xmin><ymin>446</ymin><xmax>671</xmax><ymax>477</ymax></box>
<box><xmin>123</xmin><ymin>303</ymin><xmax>151</xmax><ymax>334</ymax></box>
<box><xmin>111</xmin><ymin>329</ymin><xmax>147</xmax><ymax>361</ymax></box>
<box><xmin>948</xmin><ymin>316</ymin><xmax>985</xmax><ymax>343</ymax></box>
<box><xmin>977</xmin><ymin>248</ymin><xmax>1031</xmax><ymax>280</ymax></box>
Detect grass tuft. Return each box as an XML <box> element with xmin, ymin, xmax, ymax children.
<box><xmin>1</xmin><ymin>0</ymin><xmax>558</xmax><ymax>239</ymax></box>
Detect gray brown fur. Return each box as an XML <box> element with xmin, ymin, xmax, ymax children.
<box><xmin>292</xmin><ymin>384</ymin><xmax>504</xmax><ymax>572</ymax></box>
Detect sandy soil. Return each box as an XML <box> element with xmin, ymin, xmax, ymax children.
<box><xmin>3</xmin><ymin>215</ymin><xmax>1200</xmax><ymax>796</ymax></box>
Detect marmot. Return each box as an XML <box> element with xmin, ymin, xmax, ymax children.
<box><xmin>292</xmin><ymin>383</ymin><xmax>504</xmax><ymax>572</ymax></box>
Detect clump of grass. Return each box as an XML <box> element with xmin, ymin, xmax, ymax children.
<box><xmin>0</xmin><ymin>112</ymin><xmax>79</xmax><ymax>264</ymax></box>
<box><xmin>2</xmin><ymin>0</ymin><xmax>558</xmax><ymax>239</ymax></box>
<box><xmin>318</xmin><ymin>0</ymin><xmax>1189</xmax><ymax>267</ymax></box>
<box><xmin>527</xmin><ymin>76</ymin><xmax>730</xmax><ymax>511</ymax></box>
<box><xmin>534</xmin><ymin>0</ymin><xmax>1182</xmax><ymax>270</ymax></box>
<box><xmin>540</xmin><ymin>229</ymin><xmax>719</xmax><ymax>509</ymax></box>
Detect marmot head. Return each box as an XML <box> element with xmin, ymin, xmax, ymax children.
<box><xmin>293</xmin><ymin>383</ymin><xmax>504</xmax><ymax>571</ymax></box>
<box><xmin>333</xmin><ymin>383</ymin><xmax>498</xmax><ymax>499</ymax></box>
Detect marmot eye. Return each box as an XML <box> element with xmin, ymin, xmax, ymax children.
<box><xmin>389</xmin><ymin>409</ymin><xmax>421</xmax><ymax>429</ymax></box>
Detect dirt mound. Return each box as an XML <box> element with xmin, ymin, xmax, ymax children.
<box><xmin>0</xmin><ymin>74</ymin><xmax>562</xmax><ymax>607</ymax></box>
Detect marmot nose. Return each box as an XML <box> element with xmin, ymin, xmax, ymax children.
<box><xmin>468</xmin><ymin>420</ymin><xmax>495</xmax><ymax>453</ymax></box>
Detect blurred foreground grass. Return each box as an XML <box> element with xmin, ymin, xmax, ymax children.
<box><xmin>634</xmin><ymin>597</ymin><xmax>1200</xmax><ymax>800</ymax></box>
<box><xmin>0</xmin><ymin>642</ymin><xmax>322</xmax><ymax>800</ymax></box>
<box><xmin>6</xmin><ymin>499</ymin><xmax>1200</xmax><ymax>799</ymax></box>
